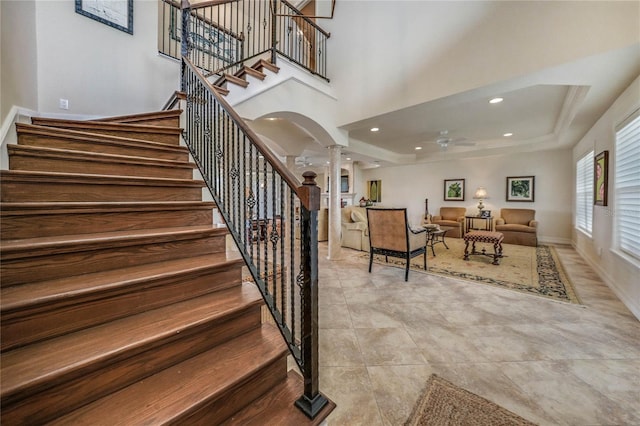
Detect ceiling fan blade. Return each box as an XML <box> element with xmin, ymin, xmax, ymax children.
<box><xmin>453</xmin><ymin>142</ymin><xmax>476</xmax><ymax>146</ymax></box>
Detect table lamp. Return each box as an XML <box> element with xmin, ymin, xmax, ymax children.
<box><xmin>473</xmin><ymin>187</ymin><xmax>488</xmax><ymax>215</ymax></box>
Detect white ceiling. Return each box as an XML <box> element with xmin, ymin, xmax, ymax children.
<box><xmin>249</xmin><ymin>43</ymin><xmax>640</xmax><ymax>173</ymax></box>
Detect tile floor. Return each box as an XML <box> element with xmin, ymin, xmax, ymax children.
<box><xmin>317</xmin><ymin>243</ymin><xmax>640</xmax><ymax>426</ymax></box>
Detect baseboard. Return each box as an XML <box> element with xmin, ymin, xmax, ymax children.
<box><xmin>572</xmin><ymin>243</ymin><xmax>640</xmax><ymax>320</ymax></box>
<box><xmin>539</xmin><ymin>236</ymin><xmax>572</xmax><ymax>245</ymax></box>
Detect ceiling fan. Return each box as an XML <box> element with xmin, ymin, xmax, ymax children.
<box><xmin>434</xmin><ymin>130</ymin><xmax>475</xmax><ymax>151</ymax></box>
<box><xmin>295</xmin><ymin>157</ymin><xmax>313</xmax><ymax>168</ymax></box>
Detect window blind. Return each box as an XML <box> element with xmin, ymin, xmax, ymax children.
<box><xmin>576</xmin><ymin>151</ymin><xmax>593</xmax><ymax>235</ymax></box>
<box><xmin>615</xmin><ymin>110</ymin><xmax>640</xmax><ymax>259</ymax></box>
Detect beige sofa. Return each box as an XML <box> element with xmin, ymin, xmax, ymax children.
<box><xmin>341</xmin><ymin>206</ymin><xmax>370</xmax><ymax>251</ymax></box>
<box><xmin>431</xmin><ymin>207</ymin><xmax>466</xmax><ymax>238</ymax></box>
<box><xmin>495</xmin><ymin>208</ymin><xmax>538</xmax><ymax>246</ymax></box>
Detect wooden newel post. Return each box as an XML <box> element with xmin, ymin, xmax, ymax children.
<box><xmin>294</xmin><ymin>171</ymin><xmax>328</xmax><ymax>419</ymax></box>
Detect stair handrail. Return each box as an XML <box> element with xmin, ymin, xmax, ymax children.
<box><xmin>181</xmin><ymin>55</ymin><xmax>328</xmax><ymax>419</ymax></box>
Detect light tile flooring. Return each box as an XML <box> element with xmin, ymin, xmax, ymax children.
<box><xmin>317</xmin><ymin>243</ymin><xmax>640</xmax><ymax>426</ymax></box>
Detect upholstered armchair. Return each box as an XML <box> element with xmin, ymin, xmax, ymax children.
<box><xmin>367</xmin><ymin>208</ymin><xmax>428</xmax><ymax>281</ymax></box>
<box><xmin>431</xmin><ymin>207</ymin><xmax>466</xmax><ymax>238</ymax></box>
<box><xmin>340</xmin><ymin>206</ymin><xmax>370</xmax><ymax>251</ymax></box>
<box><xmin>495</xmin><ymin>208</ymin><xmax>538</xmax><ymax>246</ymax></box>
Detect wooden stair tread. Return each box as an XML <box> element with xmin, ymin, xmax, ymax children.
<box><xmin>31</xmin><ymin>117</ymin><xmax>182</xmax><ymax>134</ymax></box>
<box><xmin>0</xmin><ymin>170</ymin><xmax>206</xmax><ymax>187</ymax></box>
<box><xmin>223</xmin><ymin>370</ymin><xmax>336</xmax><ymax>426</ymax></box>
<box><xmin>0</xmin><ymin>283</ymin><xmax>264</xmax><ymax>398</ymax></box>
<box><xmin>214</xmin><ymin>85</ymin><xmax>230</xmax><ymax>96</ymax></box>
<box><xmin>1</xmin><ymin>225</ymin><xmax>227</xmax><ymax>258</ymax></box>
<box><xmin>47</xmin><ymin>325</ymin><xmax>287</xmax><ymax>425</ymax></box>
<box><xmin>17</xmin><ymin>123</ymin><xmax>189</xmax><ymax>152</ymax></box>
<box><xmin>236</xmin><ymin>66</ymin><xmax>266</xmax><ymax>81</ymax></box>
<box><xmin>1</xmin><ymin>253</ymin><xmax>242</xmax><ymax>312</ymax></box>
<box><xmin>215</xmin><ymin>73</ymin><xmax>250</xmax><ymax>88</ymax></box>
<box><xmin>8</xmin><ymin>144</ymin><xmax>195</xmax><ymax>169</ymax></box>
<box><xmin>91</xmin><ymin>110</ymin><xmax>182</xmax><ymax>123</ymax></box>
<box><xmin>0</xmin><ymin>201</ymin><xmax>217</xmax><ymax>215</ymax></box>
<box><xmin>251</xmin><ymin>58</ymin><xmax>280</xmax><ymax>74</ymax></box>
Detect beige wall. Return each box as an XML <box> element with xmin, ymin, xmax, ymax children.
<box><xmin>1</xmin><ymin>0</ymin><xmax>39</xmax><ymax>122</ymax></box>
<box><xmin>32</xmin><ymin>0</ymin><xmax>178</xmax><ymax>117</ymax></box>
<box><xmin>572</xmin><ymin>76</ymin><xmax>640</xmax><ymax>319</ymax></box>
<box><xmin>358</xmin><ymin>148</ymin><xmax>573</xmax><ymax>244</ymax></box>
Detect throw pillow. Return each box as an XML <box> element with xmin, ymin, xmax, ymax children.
<box><xmin>351</xmin><ymin>210</ymin><xmax>366</xmax><ymax>223</ymax></box>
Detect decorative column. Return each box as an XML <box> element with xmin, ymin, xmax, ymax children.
<box><xmin>327</xmin><ymin>145</ymin><xmax>342</xmax><ymax>260</ymax></box>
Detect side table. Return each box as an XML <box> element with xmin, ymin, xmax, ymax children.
<box><xmin>465</xmin><ymin>215</ymin><xmax>493</xmax><ymax>234</ymax></box>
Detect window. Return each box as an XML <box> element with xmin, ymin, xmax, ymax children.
<box><xmin>615</xmin><ymin>111</ymin><xmax>640</xmax><ymax>260</ymax></box>
<box><xmin>576</xmin><ymin>150</ymin><xmax>594</xmax><ymax>235</ymax></box>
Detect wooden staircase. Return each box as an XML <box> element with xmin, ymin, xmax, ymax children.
<box><xmin>213</xmin><ymin>58</ymin><xmax>280</xmax><ymax>93</ymax></box>
<box><xmin>0</xmin><ymin>110</ymin><xmax>333</xmax><ymax>424</ymax></box>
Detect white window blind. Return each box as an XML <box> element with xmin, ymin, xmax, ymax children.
<box><xmin>615</xmin><ymin>111</ymin><xmax>640</xmax><ymax>260</ymax></box>
<box><xmin>576</xmin><ymin>151</ymin><xmax>593</xmax><ymax>235</ymax></box>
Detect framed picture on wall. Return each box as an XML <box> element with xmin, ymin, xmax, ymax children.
<box><xmin>594</xmin><ymin>150</ymin><xmax>608</xmax><ymax>206</ymax></box>
<box><xmin>368</xmin><ymin>180</ymin><xmax>381</xmax><ymax>202</ymax></box>
<box><xmin>444</xmin><ymin>179</ymin><xmax>465</xmax><ymax>201</ymax></box>
<box><xmin>75</xmin><ymin>0</ymin><xmax>134</xmax><ymax>34</ymax></box>
<box><xmin>506</xmin><ymin>176</ymin><xmax>535</xmax><ymax>202</ymax></box>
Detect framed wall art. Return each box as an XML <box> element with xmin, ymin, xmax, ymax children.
<box><xmin>368</xmin><ymin>180</ymin><xmax>381</xmax><ymax>202</ymax></box>
<box><xmin>594</xmin><ymin>150</ymin><xmax>608</xmax><ymax>206</ymax></box>
<box><xmin>444</xmin><ymin>179</ymin><xmax>465</xmax><ymax>201</ymax></box>
<box><xmin>76</xmin><ymin>0</ymin><xmax>133</xmax><ymax>34</ymax></box>
<box><xmin>506</xmin><ymin>176</ymin><xmax>535</xmax><ymax>202</ymax></box>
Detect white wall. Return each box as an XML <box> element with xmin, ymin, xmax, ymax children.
<box><xmin>33</xmin><ymin>0</ymin><xmax>179</xmax><ymax>116</ymax></box>
<box><xmin>325</xmin><ymin>1</ymin><xmax>640</xmax><ymax>125</ymax></box>
<box><xmin>357</xmin><ymin>148</ymin><xmax>573</xmax><ymax>244</ymax></box>
<box><xmin>572</xmin><ymin>76</ymin><xmax>640</xmax><ymax>319</ymax></box>
<box><xmin>1</xmin><ymin>0</ymin><xmax>39</xmax><ymax>122</ymax></box>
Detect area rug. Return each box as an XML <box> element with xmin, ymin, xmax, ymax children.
<box><xmin>405</xmin><ymin>374</ymin><xmax>536</xmax><ymax>426</ymax></box>
<box><xmin>360</xmin><ymin>238</ymin><xmax>580</xmax><ymax>304</ymax></box>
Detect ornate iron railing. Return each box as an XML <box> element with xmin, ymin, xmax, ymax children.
<box><xmin>181</xmin><ymin>56</ymin><xmax>328</xmax><ymax>418</ymax></box>
<box><xmin>159</xmin><ymin>0</ymin><xmax>330</xmax><ymax>81</ymax></box>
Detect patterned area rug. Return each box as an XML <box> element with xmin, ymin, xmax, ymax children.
<box><xmin>405</xmin><ymin>374</ymin><xmax>537</xmax><ymax>426</ymax></box>
<box><xmin>362</xmin><ymin>239</ymin><xmax>580</xmax><ymax>304</ymax></box>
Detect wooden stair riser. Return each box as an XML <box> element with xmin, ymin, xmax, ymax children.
<box><xmin>17</xmin><ymin>128</ymin><xmax>189</xmax><ymax>161</ymax></box>
<box><xmin>45</xmin><ymin>326</ymin><xmax>288</xmax><ymax>425</ymax></box>
<box><xmin>8</xmin><ymin>146</ymin><xmax>194</xmax><ymax>180</ymax></box>
<box><xmin>92</xmin><ymin>110</ymin><xmax>182</xmax><ymax>127</ymax></box>
<box><xmin>0</xmin><ymin>176</ymin><xmax>204</xmax><ymax>202</ymax></box>
<box><xmin>1</xmin><ymin>205</ymin><xmax>214</xmax><ymax>239</ymax></box>
<box><xmin>180</xmin><ymin>357</ymin><xmax>288</xmax><ymax>425</ymax></box>
<box><xmin>1</xmin><ymin>306</ymin><xmax>263</xmax><ymax>425</ymax></box>
<box><xmin>30</xmin><ymin>118</ymin><xmax>182</xmax><ymax>145</ymax></box>
<box><xmin>1</xmin><ymin>263</ymin><xmax>242</xmax><ymax>351</ymax></box>
<box><xmin>1</xmin><ymin>232</ymin><xmax>226</xmax><ymax>287</ymax></box>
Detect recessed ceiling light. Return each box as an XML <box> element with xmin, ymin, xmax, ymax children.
<box><xmin>326</xmin><ymin>161</ymin><xmax>330</xmax><ymax>164</ymax></box>
<box><xmin>346</xmin><ymin>157</ymin><xmax>351</xmax><ymax>161</ymax></box>
<box><xmin>370</xmin><ymin>127</ymin><xmax>380</xmax><ymax>132</ymax></box>
<box><xmin>503</xmin><ymin>132</ymin><xmax>513</xmax><ymax>137</ymax></box>
<box><xmin>489</xmin><ymin>97</ymin><xmax>504</xmax><ymax>104</ymax></box>
<box><xmin>415</xmin><ymin>146</ymin><xmax>422</xmax><ymax>150</ymax></box>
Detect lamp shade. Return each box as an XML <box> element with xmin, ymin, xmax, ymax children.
<box><xmin>474</xmin><ymin>187</ymin><xmax>488</xmax><ymax>199</ymax></box>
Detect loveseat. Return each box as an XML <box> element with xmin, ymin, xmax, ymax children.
<box><xmin>431</xmin><ymin>207</ymin><xmax>466</xmax><ymax>238</ymax></box>
<box><xmin>341</xmin><ymin>206</ymin><xmax>370</xmax><ymax>251</ymax></box>
<box><xmin>495</xmin><ymin>208</ymin><xmax>538</xmax><ymax>246</ymax></box>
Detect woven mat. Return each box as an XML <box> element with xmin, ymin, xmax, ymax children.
<box><xmin>405</xmin><ymin>374</ymin><xmax>537</xmax><ymax>426</ymax></box>
<box><xmin>361</xmin><ymin>239</ymin><xmax>580</xmax><ymax>304</ymax></box>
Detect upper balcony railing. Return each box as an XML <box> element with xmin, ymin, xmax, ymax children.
<box><xmin>159</xmin><ymin>0</ymin><xmax>330</xmax><ymax>81</ymax></box>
